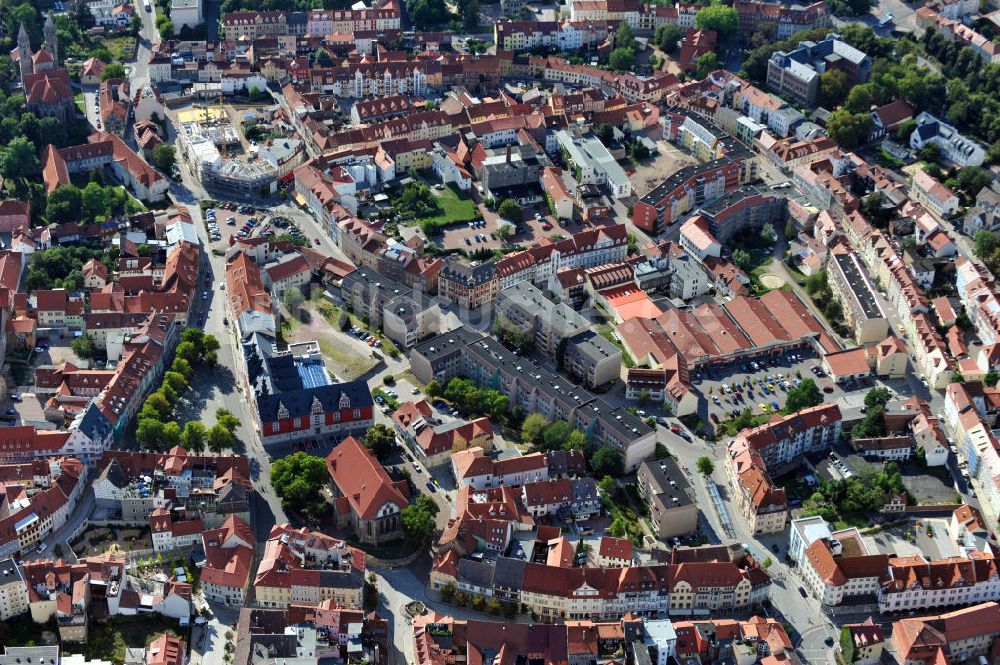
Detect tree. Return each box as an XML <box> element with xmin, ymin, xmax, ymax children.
<box><xmin>956</xmin><ymin>166</ymin><xmax>992</xmax><ymax>200</ymax></box>
<box><xmin>0</xmin><ymin>136</ymin><xmax>39</xmax><ymax>182</ymax></box>
<box><xmin>440</xmin><ymin>582</ymin><xmax>456</xmax><ymax>602</ymax></box>
<box><xmin>182</xmin><ymin>422</ymin><xmax>207</xmax><ymax>452</ymax></box>
<box><xmin>47</xmin><ymin>185</ymin><xmax>83</xmax><ymax>224</ymax></box>
<box><xmin>216</xmin><ymin>408</ymin><xmax>240</xmax><ymax>434</ymax></box>
<box><xmin>172</xmin><ymin>357</ymin><xmax>193</xmax><ymax>380</ymax></box>
<box><xmin>541</xmin><ymin>420</ymin><xmax>573</xmax><ymax>451</ymax></box>
<box><xmin>653</xmin><ymin>23</ymin><xmax>682</xmax><ymax>53</ymax></box>
<box><xmin>522</xmin><ymin>413</ymin><xmax>549</xmax><ymax>445</ymax></box>
<box><xmin>613</xmin><ymin>21</ymin><xmax>636</xmax><ymax>51</ymax></box>
<box><xmin>162</xmin><ymin>421</ymin><xmax>182</xmax><ymax>447</ymax></box>
<box><xmin>143</xmin><ymin>392</ymin><xmax>173</xmax><ymax>421</ymax></box>
<box><xmin>283</xmin><ymin>287</ymin><xmax>305</xmax><ymax>312</ymax></box>
<box><xmin>176</xmin><ymin>340</ymin><xmax>199</xmax><ymax>364</ymax></box>
<box><xmin>272</xmin><ymin>452</ymin><xmax>328</xmax><ymax>512</ymax></box>
<box><xmin>563</xmin><ymin>429</ymin><xmax>587</xmax><ymax>451</ymax></box>
<box><xmin>426</xmin><ymin>380</ymin><xmax>442</xmax><ymax>397</ymax></box>
<box><xmin>487</xmin><ymin>597</ymin><xmax>502</xmax><ymax>615</ymax></box>
<box><xmin>695</xmin><ymin>3</ymin><xmax>739</xmax><ymax>38</ymax></box>
<box><xmin>590</xmin><ymin>446</ymin><xmax>624</xmax><ymax>478</ymax></box>
<box><xmin>137</xmin><ymin>418</ymin><xmax>165</xmax><ymax>449</ymax></box>
<box><xmin>733</xmin><ymin>248</ymin><xmax>752</xmax><ymax>271</ymax></box>
<box><xmin>919</xmin><ymin>143</ymin><xmax>940</xmax><ymax>163</ymax></box>
<box><xmin>864</xmin><ymin>387</ymin><xmax>891</xmax><ymax>409</ymax></box>
<box><xmin>156</xmin><ymin>14</ymin><xmax>174</xmax><ymax>39</ymax></box>
<box><xmin>785</xmin><ymin>219</ymin><xmax>796</xmax><ymax>240</ymax></box>
<box><xmin>498</xmin><ymin>199</ymin><xmax>522</xmax><ymax>222</ymax></box>
<box><xmin>844</xmin><ymin>82</ymin><xmax>876</xmax><ymax>114</ymax></box>
<box><xmin>152</xmin><ymin>144</ymin><xmax>176</xmax><ymax>174</ymax></box>
<box><xmin>77</xmin><ymin>182</ymin><xmax>108</xmax><ymax>223</ymax></box>
<box><xmin>696</xmin><ymin>456</ymin><xmax>715</xmax><ymax>476</ymax></box>
<box><xmin>162</xmin><ymin>371</ymin><xmax>188</xmax><ymax>394</ymax></box>
<box><xmin>597</xmin><ymin>123</ymin><xmax>615</xmax><ymax>146</ymax></box>
<box><xmin>784</xmin><ymin>379</ymin><xmax>823</xmax><ymax>414</ymax></box>
<box><xmin>496</xmin><ymin>223</ymin><xmax>514</xmax><ymax>244</ymax></box>
<box><xmin>401</xmin><ymin>494</ymin><xmax>439</xmax><ymax>543</ymax></box>
<box><xmin>695</xmin><ymin>52</ymin><xmax>719</xmax><ymax>80</ymax></box>
<box><xmin>364</xmin><ymin>424</ymin><xmax>396</xmax><ymax>461</ymax></box>
<box><xmin>609</xmin><ymin>47</ymin><xmax>635</xmax><ymax>72</ymax></box>
<box><xmin>101</xmin><ymin>63</ymin><xmax>126</xmax><ymax>80</ymax></box>
<box><xmin>461</xmin><ymin>0</ymin><xmax>479</xmax><ymax>30</ymax></box>
<box><xmin>986</xmin><ymin>370</ymin><xmax>999</xmax><ymax>387</ymax></box>
<box><xmin>827</xmin><ymin>110</ymin><xmax>873</xmax><ymax>149</ymax></box>
<box><xmin>71</xmin><ymin>334</ymin><xmax>97</xmax><ymax>360</ymax></box>
<box><xmin>207</xmin><ymin>423</ymin><xmax>232</xmax><ymax>454</ymax></box>
<box><xmin>818</xmin><ymin>69</ymin><xmax>850</xmax><ymax>109</ymax></box>
<box><xmin>760</xmin><ymin>222</ymin><xmax>777</xmax><ymax>245</ymax></box>
<box><xmin>975</xmin><ymin>230</ymin><xmax>999</xmax><ymax>259</ymax></box>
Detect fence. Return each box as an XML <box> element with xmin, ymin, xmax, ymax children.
<box><xmin>901</xmin><ymin>504</ymin><xmax>963</xmax><ymax>516</ymax></box>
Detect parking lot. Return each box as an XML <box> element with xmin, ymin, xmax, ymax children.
<box><xmin>693</xmin><ymin>347</ymin><xmax>855</xmax><ymax>430</ymax></box>
<box><xmin>203</xmin><ymin>202</ymin><xmax>316</xmax><ymax>249</ymax></box>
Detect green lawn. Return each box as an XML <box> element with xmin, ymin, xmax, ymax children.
<box><xmin>104</xmin><ymin>37</ymin><xmax>136</xmax><ymax>63</ymax></box>
<box><xmin>421</xmin><ymin>185</ymin><xmax>478</xmax><ymax>226</ymax></box>
<box><xmin>318</xmin><ymin>338</ymin><xmax>376</xmax><ymax>380</ymax></box>
<box><xmin>82</xmin><ymin>615</ymin><xmax>185</xmax><ymax>664</ymax></box>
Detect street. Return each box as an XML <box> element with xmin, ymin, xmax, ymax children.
<box><xmin>660</xmin><ymin>426</ymin><xmax>840</xmax><ymax>657</ymax></box>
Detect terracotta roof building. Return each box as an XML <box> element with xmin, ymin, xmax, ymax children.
<box><xmin>892</xmin><ymin>602</ymin><xmax>1000</xmax><ymax>665</ymax></box>
<box><xmin>326</xmin><ymin>436</ymin><xmax>410</xmax><ymax>545</ymax></box>
<box><xmin>253</xmin><ymin>523</ymin><xmax>365</xmax><ymax>609</ymax></box>
<box><xmin>392</xmin><ymin>399</ymin><xmax>494</xmax><ymax>467</ymax></box>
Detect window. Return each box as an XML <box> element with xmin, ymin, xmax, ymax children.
<box><xmin>294</xmin><ymin>418</ymin><xmax>301</xmax><ymax>429</ymax></box>
<box><xmin>354</xmin><ymin>409</ymin><xmax>361</xmax><ymax>419</ymax></box>
<box><xmin>272</xmin><ymin>422</ymin><xmax>279</xmax><ymax>433</ymax></box>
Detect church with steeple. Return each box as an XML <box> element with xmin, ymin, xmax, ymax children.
<box><xmin>11</xmin><ymin>15</ymin><xmax>74</xmax><ymax>126</ymax></box>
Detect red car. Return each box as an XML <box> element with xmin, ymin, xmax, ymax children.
<box><xmin>670</xmin><ymin>425</ymin><xmax>681</xmax><ymax>434</ymax></box>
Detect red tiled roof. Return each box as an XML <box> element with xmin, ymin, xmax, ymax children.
<box><xmin>326</xmin><ymin>436</ymin><xmax>407</xmax><ymax>520</ymax></box>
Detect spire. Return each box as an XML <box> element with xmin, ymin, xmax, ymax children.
<box><xmin>17</xmin><ymin>23</ymin><xmax>32</xmax><ymax>84</ymax></box>
<box><xmin>44</xmin><ymin>13</ymin><xmax>58</xmax><ymax>66</ymax></box>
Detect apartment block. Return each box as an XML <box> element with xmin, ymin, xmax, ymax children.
<box><xmin>766</xmin><ymin>34</ymin><xmax>871</xmax><ymax>106</ymax></box>
<box><xmin>827</xmin><ymin>250</ymin><xmax>890</xmax><ymax>344</ymax></box>
<box><xmin>412</xmin><ymin>327</ymin><xmax>655</xmax><ymax>470</ymax></box>
<box><xmin>636</xmin><ymin>457</ymin><xmax>699</xmax><ymax>539</ymax></box>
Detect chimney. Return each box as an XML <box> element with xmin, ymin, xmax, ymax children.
<box><xmin>506</xmin><ymin>145</ymin><xmax>512</xmax><ymax>164</ymax></box>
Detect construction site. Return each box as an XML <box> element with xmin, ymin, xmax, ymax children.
<box><xmin>176</xmin><ymin>100</ymin><xmax>278</xmax><ymax>198</ymax></box>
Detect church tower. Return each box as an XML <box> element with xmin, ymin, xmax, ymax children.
<box><xmin>17</xmin><ymin>23</ymin><xmax>32</xmax><ymax>86</ymax></box>
<box><xmin>44</xmin><ymin>14</ymin><xmax>58</xmax><ymax>66</ymax></box>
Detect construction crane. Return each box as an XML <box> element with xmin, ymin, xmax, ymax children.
<box><xmin>218</xmin><ymin>95</ymin><xmax>227</xmax><ymax>159</ymax></box>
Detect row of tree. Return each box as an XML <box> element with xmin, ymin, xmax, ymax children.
<box><xmin>439</xmin><ymin>584</ymin><xmax>519</xmax><ymax>616</ymax></box>
<box><xmin>136</xmin><ymin>330</ymin><xmax>230</xmax><ymax>451</ymax></box>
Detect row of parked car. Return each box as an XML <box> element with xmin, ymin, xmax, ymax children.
<box><xmin>350</xmin><ymin>327</ymin><xmax>382</xmax><ymax>347</ymax></box>
<box><xmin>204</xmin><ymin>209</ymin><xmax>222</xmax><ymax>241</ymax></box>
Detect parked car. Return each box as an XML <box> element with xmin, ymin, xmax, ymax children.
<box><xmin>425</xmin><ymin>481</ymin><xmax>436</xmax><ymax>492</ymax></box>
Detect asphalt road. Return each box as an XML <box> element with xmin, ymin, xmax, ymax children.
<box><xmin>662</xmin><ymin>426</ymin><xmax>841</xmax><ymax>654</ymax></box>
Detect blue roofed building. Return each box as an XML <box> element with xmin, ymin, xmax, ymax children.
<box><xmin>242</xmin><ymin>335</ymin><xmax>374</xmax><ymax>447</ymax></box>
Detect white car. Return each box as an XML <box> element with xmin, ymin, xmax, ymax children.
<box><xmin>36</xmin><ymin>543</ymin><xmax>47</xmax><ymax>553</ymax></box>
